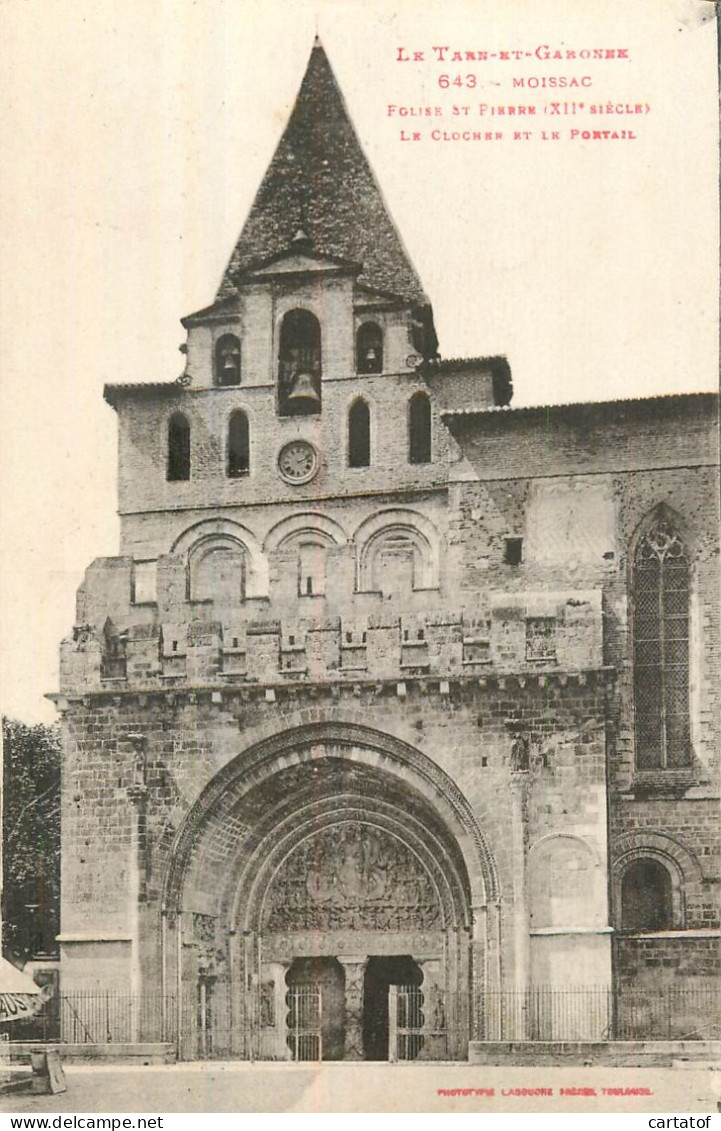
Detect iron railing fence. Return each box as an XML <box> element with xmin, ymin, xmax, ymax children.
<box><xmin>388</xmin><ymin>984</ymin><xmax>425</xmax><ymax>1062</ymax></box>
<box><xmin>387</xmin><ymin>985</ymin><xmax>468</xmax><ymax>1061</ymax></box>
<box><xmin>479</xmin><ymin>985</ymin><xmax>612</xmax><ymax>1042</ymax></box>
<box><xmin>285</xmin><ymin>985</ymin><xmax>322</xmax><ymax>1063</ymax></box>
<box><xmin>3</xmin><ymin>991</ymin><xmax>177</xmax><ymax>1046</ymax></box>
<box><xmin>614</xmin><ymin>983</ymin><xmax>721</xmax><ymax>1041</ymax></box>
<box><xmin>4</xmin><ymin>983</ymin><xmax>719</xmax><ymax>1053</ymax></box>
<box><xmin>476</xmin><ymin>984</ymin><xmax>721</xmax><ymax>1042</ymax></box>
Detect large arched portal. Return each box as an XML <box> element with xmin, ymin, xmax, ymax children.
<box><xmin>163</xmin><ymin>724</ymin><xmax>493</xmax><ymax>1061</ymax></box>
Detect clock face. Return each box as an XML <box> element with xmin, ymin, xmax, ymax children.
<box><xmin>277</xmin><ymin>440</ymin><xmax>319</xmax><ymax>485</ymax></box>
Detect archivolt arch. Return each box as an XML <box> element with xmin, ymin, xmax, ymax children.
<box><xmin>231</xmin><ymin>799</ymin><xmax>467</xmax><ymax>934</ymax></box>
<box><xmin>611</xmin><ymin>832</ymin><xmax>701</xmax><ymax>931</ymax></box>
<box><xmin>187</xmin><ymin>534</ymin><xmax>247</xmax><ymax>603</ymax></box>
<box><xmin>354</xmin><ymin>508</ymin><xmax>441</xmax><ymax>591</ymax></box>
<box><xmin>264</xmin><ymin>512</ymin><xmax>348</xmax><ymax>553</ymax></box>
<box><xmin>611</xmin><ymin>830</ymin><xmax>703</xmax><ymax>930</ymax></box>
<box><xmin>162</xmin><ymin>721</ymin><xmax>499</xmax><ymax>915</ymax></box>
<box><xmin>171</xmin><ymin>518</ymin><xmax>268</xmax><ymax>597</ymax></box>
<box><xmin>611</xmin><ymin>830</ymin><xmax>703</xmax><ymax>885</ymax></box>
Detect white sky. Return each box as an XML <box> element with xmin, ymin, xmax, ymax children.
<box><xmin>0</xmin><ymin>0</ymin><xmax>718</xmax><ymax>723</ymax></box>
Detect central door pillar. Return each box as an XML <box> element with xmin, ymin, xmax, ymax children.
<box><xmin>338</xmin><ymin>955</ymin><xmax>367</xmax><ymax>1060</ymax></box>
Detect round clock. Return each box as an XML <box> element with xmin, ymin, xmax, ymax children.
<box><xmin>277</xmin><ymin>440</ymin><xmax>319</xmax><ymax>485</ymax></box>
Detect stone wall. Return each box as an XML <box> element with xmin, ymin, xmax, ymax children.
<box><xmin>112</xmin><ymin>373</ymin><xmax>448</xmax><ymax>539</ymax></box>
<box><xmin>57</xmin><ymin>387</ymin><xmax>720</xmax><ymax>1047</ymax></box>
<box><xmin>58</xmin><ymin>674</ymin><xmax>609</xmax><ymax>994</ymax></box>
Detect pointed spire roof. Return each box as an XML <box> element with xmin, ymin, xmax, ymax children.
<box><xmin>217</xmin><ymin>40</ymin><xmax>428</xmax><ymax>305</ymax></box>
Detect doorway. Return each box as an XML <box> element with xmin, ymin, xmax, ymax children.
<box><xmin>285</xmin><ymin>957</ymin><xmax>345</xmax><ymax>1060</ymax></box>
<box><xmin>362</xmin><ymin>955</ymin><xmax>422</xmax><ymax>1060</ymax></box>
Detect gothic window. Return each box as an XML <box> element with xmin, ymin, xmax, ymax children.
<box><xmin>227</xmin><ymin>411</ymin><xmax>250</xmax><ymax>478</ymax></box>
<box><xmin>215</xmin><ymin>334</ymin><xmax>241</xmax><ymax>386</ymax></box>
<box><xmin>633</xmin><ymin>516</ymin><xmax>691</xmax><ymax>769</ymax></box>
<box><xmin>278</xmin><ymin>309</ymin><xmax>321</xmax><ymax>416</ymax></box>
<box><xmin>408</xmin><ymin>392</ymin><xmax>431</xmax><ymax>464</ymax></box>
<box><xmin>348</xmin><ymin>398</ymin><xmax>371</xmax><ymax>468</ymax></box>
<box><xmin>167</xmin><ymin>413</ymin><xmax>190</xmax><ymax>481</ymax></box>
<box><xmin>356</xmin><ymin>322</ymin><xmax>383</xmax><ymax>374</ymax></box>
<box><xmin>620</xmin><ymin>858</ymin><xmax>673</xmax><ymax>931</ymax></box>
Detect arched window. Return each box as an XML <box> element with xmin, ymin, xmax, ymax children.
<box><xmin>278</xmin><ymin>309</ymin><xmax>321</xmax><ymax>416</ymax></box>
<box><xmin>356</xmin><ymin>323</ymin><xmax>383</xmax><ymax>374</ymax></box>
<box><xmin>348</xmin><ymin>399</ymin><xmax>371</xmax><ymax>468</ymax></box>
<box><xmin>621</xmin><ymin>859</ymin><xmax>673</xmax><ymax>931</ymax></box>
<box><xmin>408</xmin><ymin>392</ymin><xmax>431</xmax><ymax>464</ymax></box>
<box><xmin>633</xmin><ymin>515</ymin><xmax>691</xmax><ymax>769</ymax></box>
<box><xmin>167</xmin><ymin>413</ymin><xmax>190</xmax><ymax>481</ymax></box>
<box><xmin>227</xmin><ymin>411</ymin><xmax>250</xmax><ymax>478</ymax></box>
<box><xmin>215</xmin><ymin>334</ymin><xmax>241</xmax><ymax>386</ymax></box>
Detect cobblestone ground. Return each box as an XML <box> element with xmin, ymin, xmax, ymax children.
<box><xmin>2</xmin><ymin>1062</ymin><xmax>720</xmax><ymax>1114</ymax></box>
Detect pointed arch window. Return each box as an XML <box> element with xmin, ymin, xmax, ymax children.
<box><xmin>621</xmin><ymin>859</ymin><xmax>673</xmax><ymax>931</ymax></box>
<box><xmin>215</xmin><ymin>334</ymin><xmax>241</xmax><ymax>386</ymax></box>
<box><xmin>633</xmin><ymin>515</ymin><xmax>691</xmax><ymax>769</ymax></box>
<box><xmin>356</xmin><ymin>323</ymin><xmax>383</xmax><ymax>374</ymax></box>
<box><xmin>408</xmin><ymin>392</ymin><xmax>432</xmax><ymax>464</ymax></box>
<box><xmin>227</xmin><ymin>411</ymin><xmax>250</xmax><ymax>478</ymax></box>
<box><xmin>278</xmin><ymin>309</ymin><xmax>321</xmax><ymax>416</ymax></box>
<box><xmin>348</xmin><ymin>399</ymin><xmax>370</xmax><ymax>468</ymax></box>
<box><xmin>167</xmin><ymin>413</ymin><xmax>190</xmax><ymax>481</ymax></box>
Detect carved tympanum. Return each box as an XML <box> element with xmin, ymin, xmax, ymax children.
<box><xmin>262</xmin><ymin>822</ymin><xmax>441</xmax><ymax>931</ymax></box>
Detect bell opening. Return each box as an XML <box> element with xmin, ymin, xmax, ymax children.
<box><xmin>279</xmin><ymin>309</ymin><xmax>322</xmax><ymax>416</ymax></box>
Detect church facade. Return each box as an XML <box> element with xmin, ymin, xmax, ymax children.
<box><xmin>53</xmin><ymin>41</ymin><xmax>720</xmax><ymax>1061</ymax></box>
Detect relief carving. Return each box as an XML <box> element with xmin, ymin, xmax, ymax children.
<box><xmin>340</xmin><ymin>960</ymin><xmax>365</xmax><ymax>1060</ymax></box>
<box><xmin>192</xmin><ymin>912</ymin><xmax>217</xmax><ymax>945</ymax></box>
<box><xmin>263</xmin><ymin>822</ymin><xmax>441</xmax><ymax>931</ymax></box>
<box><xmin>260</xmin><ymin>981</ymin><xmax>275</xmax><ymax>1028</ymax></box>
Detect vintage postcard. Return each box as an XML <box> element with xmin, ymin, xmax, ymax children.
<box><xmin>1</xmin><ymin>0</ymin><xmax>718</xmax><ymax>1117</ymax></box>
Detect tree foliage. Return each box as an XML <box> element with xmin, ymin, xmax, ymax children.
<box><xmin>2</xmin><ymin>717</ymin><xmax>60</xmax><ymax>961</ymax></box>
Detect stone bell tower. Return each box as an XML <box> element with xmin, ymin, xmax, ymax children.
<box><xmin>52</xmin><ymin>36</ymin><xmax>695</xmax><ymax>1065</ymax></box>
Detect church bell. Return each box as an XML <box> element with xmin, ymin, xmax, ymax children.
<box><xmin>287</xmin><ymin>371</ymin><xmax>321</xmax><ymax>407</ymax></box>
